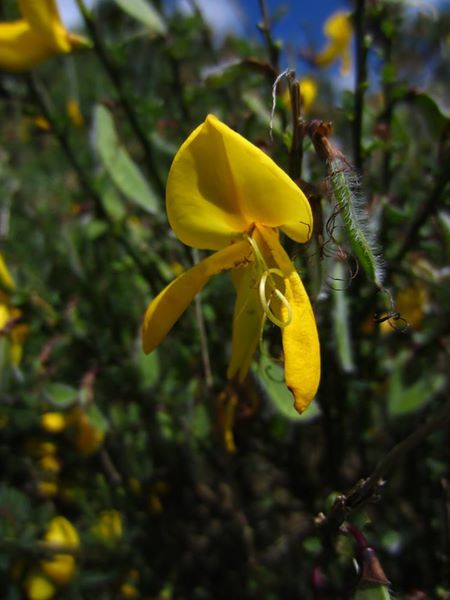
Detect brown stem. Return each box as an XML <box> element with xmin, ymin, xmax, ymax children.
<box><xmin>319</xmin><ymin>398</ymin><xmax>450</xmax><ymax>533</ymax></box>
<box><xmin>257</xmin><ymin>0</ymin><xmax>279</xmax><ymax>72</ymax></box>
<box><xmin>287</xmin><ymin>71</ymin><xmax>305</xmax><ymax>180</ymax></box>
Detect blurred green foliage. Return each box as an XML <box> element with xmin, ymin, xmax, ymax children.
<box><xmin>0</xmin><ymin>0</ymin><xmax>449</xmax><ymax>598</ymax></box>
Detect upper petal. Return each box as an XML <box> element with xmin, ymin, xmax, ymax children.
<box><xmin>213</xmin><ymin>116</ymin><xmax>313</xmax><ymax>234</ymax></box>
<box><xmin>166</xmin><ymin>117</ymin><xmax>249</xmax><ymax>250</ymax></box>
<box><xmin>142</xmin><ymin>240</ymin><xmax>251</xmax><ymax>353</ymax></box>
<box><xmin>166</xmin><ymin>115</ymin><xmax>313</xmax><ymax>250</ymax></box>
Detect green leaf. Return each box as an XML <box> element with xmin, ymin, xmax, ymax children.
<box><xmin>191</xmin><ymin>404</ymin><xmax>210</xmax><ymax>440</ymax></box>
<box><xmin>86</xmin><ymin>405</ymin><xmax>109</xmax><ymax>433</ymax></box>
<box><xmin>255</xmin><ymin>354</ymin><xmax>321</xmax><ymax>422</ymax></box>
<box><xmin>137</xmin><ymin>346</ymin><xmax>160</xmax><ymax>388</ymax></box>
<box><xmin>113</xmin><ymin>0</ymin><xmax>167</xmax><ymax>35</ymax></box>
<box><xmin>44</xmin><ymin>383</ymin><xmax>78</xmax><ymax>409</ymax></box>
<box><xmin>388</xmin><ymin>371</ymin><xmax>446</xmax><ymax>417</ymax></box>
<box><xmin>94</xmin><ymin>104</ymin><xmax>159</xmax><ymax>214</ymax></box>
<box><xmin>100</xmin><ymin>184</ymin><xmax>127</xmax><ymax>222</ymax></box>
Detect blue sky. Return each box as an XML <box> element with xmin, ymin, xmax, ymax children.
<box><xmin>60</xmin><ymin>0</ymin><xmax>349</xmax><ymax>46</ymax></box>
<box><xmin>60</xmin><ymin>0</ymin><xmax>350</xmax><ymax>77</ymax></box>
<box><xmin>59</xmin><ymin>0</ymin><xmax>448</xmax><ymax>89</ymax></box>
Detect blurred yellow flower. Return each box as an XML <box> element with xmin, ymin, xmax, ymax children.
<box><xmin>33</xmin><ymin>115</ymin><xmax>52</xmax><ymax>131</ymax></box>
<box><xmin>36</xmin><ymin>479</ymin><xmax>59</xmax><ymax>498</ymax></box>
<box><xmin>142</xmin><ymin>115</ymin><xmax>320</xmax><ymax>413</ymax></box>
<box><xmin>39</xmin><ymin>454</ymin><xmax>61</xmax><ymax>474</ymax></box>
<box><xmin>92</xmin><ymin>510</ymin><xmax>123</xmax><ymax>542</ymax></box>
<box><xmin>120</xmin><ymin>583</ymin><xmax>139</xmax><ymax>598</ymax></box>
<box><xmin>0</xmin><ymin>253</ymin><xmax>28</xmax><ymax>366</ymax></box>
<box><xmin>315</xmin><ymin>11</ymin><xmax>353</xmax><ymax>75</ymax></box>
<box><xmin>40</xmin><ymin>516</ymin><xmax>79</xmax><ymax>586</ymax></box>
<box><xmin>380</xmin><ymin>283</ymin><xmax>428</xmax><ymax>334</ymax></box>
<box><xmin>0</xmin><ymin>0</ymin><xmax>89</xmax><ymax>72</ymax></box>
<box><xmin>24</xmin><ymin>571</ymin><xmax>56</xmax><ymax>600</ymax></box>
<box><xmin>281</xmin><ymin>77</ymin><xmax>318</xmax><ymax>115</ymax></box>
<box><xmin>66</xmin><ymin>98</ymin><xmax>84</xmax><ymax>128</ymax></box>
<box><xmin>72</xmin><ymin>410</ymin><xmax>105</xmax><ymax>456</ymax></box>
<box><xmin>0</xmin><ymin>252</ymin><xmax>15</xmax><ymax>289</ymax></box>
<box><xmin>40</xmin><ymin>412</ymin><xmax>68</xmax><ymax>433</ymax></box>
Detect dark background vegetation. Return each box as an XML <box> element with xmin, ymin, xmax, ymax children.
<box><xmin>0</xmin><ymin>0</ymin><xmax>449</xmax><ymax>598</ymax></box>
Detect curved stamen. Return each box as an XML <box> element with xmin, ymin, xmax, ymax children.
<box><xmin>259</xmin><ymin>268</ymin><xmax>293</xmax><ymax>328</ymax></box>
<box><xmin>245</xmin><ymin>234</ymin><xmax>266</xmax><ymax>271</ymax></box>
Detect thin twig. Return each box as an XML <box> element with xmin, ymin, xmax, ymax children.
<box><xmin>192</xmin><ymin>249</ymin><xmax>213</xmax><ymax>388</ymax></box>
<box><xmin>99</xmin><ymin>448</ymin><xmax>122</xmax><ymax>484</ymax></box>
<box><xmin>319</xmin><ymin>398</ymin><xmax>450</xmax><ymax>532</ymax></box>
<box><xmin>353</xmin><ymin>0</ymin><xmax>368</xmax><ymax>172</ymax></box>
<box><xmin>286</xmin><ymin>71</ymin><xmax>305</xmax><ymax>180</ymax></box>
<box><xmin>257</xmin><ymin>0</ymin><xmax>279</xmax><ymax>72</ymax></box>
<box><xmin>392</xmin><ymin>167</ymin><xmax>450</xmax><ymax>262</ymax></box>
<box><xmin>75</xmin><ymin>0</ymin><xmax>164</xmax><ymax>196</ymax></box>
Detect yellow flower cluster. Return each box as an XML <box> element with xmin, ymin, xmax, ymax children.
<box><xmin>25</xmin><ymin>516</ymin><xmax>79</xmax><ymax>600</ymax></box>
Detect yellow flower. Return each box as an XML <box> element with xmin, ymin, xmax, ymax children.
<box><xmin>0</xmin><ymin>0</ymin><xmax>89</xmax><ymax>72</ymax></box>
<box><xmin>142</xmin><ymin>115</ymin><xmax>320</xmax><ymax>413</ymax></box>
<box><xmin>0</xmin><ymin>252</ymin><xmax>15</xmax><ymax>289</ymax></box>
<box><xmin>72</xmin><ymin>410</ymin><xmax>105</xmax><ymax>456</ymax></box>
<box><xmin>92</xmin><ymin>510</ymin><xmax>123</xmax><ymax>542</ymax></box>
<box><xmin>40</xmin><ymin>412</ymin><xmax>68</xmax><ymax>433</ymax></box>
<box><xmin>281</xmin><ymin>77</ymin><xmax>318</xmax><ymax>115</ymax></box>
<box><xmin>380</xmin><ymin>283</ymin><xmax>428</xmax><ymax>335</ymax></box>
<box><xmin>66</xmin><ymin>98</ymin><xmax>84</xmax><ymax>128</ymax></box>
<box><xmin>315</xmin><ymin>11</ymin><xmax>353</xmax><ymax>75</ymax></box>
<box><xmin>24</xmin><ymin>571</ymin><xmax>56</xmax><ymax>600</ymax></box>
<box><xmin>0</xmin><ymin>252</ymin><xmax>28</xmax><ymax>366</ymax></box>
<box><xmin>40</xmin><ymin>516</ymin><xmax>79</xmax><ymax>586</ymax></box>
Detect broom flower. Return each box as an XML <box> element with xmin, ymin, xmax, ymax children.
<box><xmin>142</xmin><ymin>115</ymin><xmax>320</xmax><ymax>413</ymax></box>
<box><xmin>315</xmin><ymin>11</ymin><xmax>353</xmax><ymax>75</ymax></box>
<box><xmin>0</xmin><ymin>0</ymin><xmax>89</xmax><ymax>72</ymax></box>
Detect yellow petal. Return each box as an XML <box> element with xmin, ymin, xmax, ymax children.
<box><xmin>0</xmin><ymin>252</ymin><xmax>15</xmax><ymax>289</ymax></box>
<box><xmin>298</xmin><ymin>76</ymin><xmax>318</xmax><ymax>114</ymax></box>
<box><xmin>166</xmin><ymin>117</ymin><xmax>248</xmax><ymax>250</ymax></box>
<box><xmin>25</xmin><ymin>571</ymin><xmax>56</xmax><ymax>600</ymax></box>
<box><xmin>324</xmin><ymin>11</ymin><xmax>352</xmax><ymax>43</ymax></box>
<box><xmin>142</xmin><ymin>240</ymin><xmax>252</xmax><ymax>353</ymax></box>
<box><xmin>166</xmin><ymin>115</ymin><xmax>312</xmax><ymax>249</ymax></box>
<box><xmin>0</xmin><ymin>22</ymin><xmax>54</xmax><ymax>71</ymax></box>
<box><xmin>41</xmin><ymin>554</ymin><xmax>76</xmax><ymax>586</ymax></box>
<box><xmin>18</xmin><ymin>0</ymin><xmax>70</xmax><ymax>53</ymax></box>
<box><xmin>211</xmin><ymin>116</ymin><xmax>313</xmax><ymax>236</ymax></box>
<box><xmin>227</xmin><ymin>263</ymin><xmax>264</xmax><ymax>381</ymax></box>
<box><xmin>0</xmin><ymin>304</ymin><xmax>10</xmax><ymax>329</ymax></box>
<box><xmin>256</xmin><ymin>225</ymin><xmax>320</xmax><ymax>413</ymax></box>
<box><xmin>282</xmin><ymin>271</ymin><xmax>321</xmax><ymax>412</ymax></box>
<box><xmin>316</xmin><ymin>11</ymin><xmax>352</xmax><ymax>71</ymax></box>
